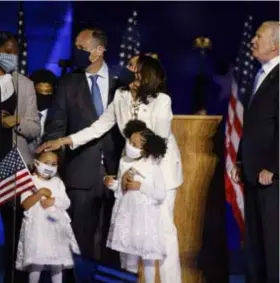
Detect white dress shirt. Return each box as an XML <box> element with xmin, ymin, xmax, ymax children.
<box><xmin>254</xmin><ymin>55</ymin><xmax>280</xmax><ymax>94</ymax></box>
<box><xmin>85</xmin><ymin>61</ymin><xmax>109</xmax><ymax>109</ymax></box>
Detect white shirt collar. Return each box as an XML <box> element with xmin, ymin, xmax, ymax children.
<box><xmin>0</xmin><ymin>74</ymin><xmax>14</xmax><ymax>102</ymax></box>
<box><xmin>86</xmin><ymin>61</ymin><xmax>108</xmax><ymax>79</ymax></box>
<box><xmin>262</xmin><ymin>55</ymin><xmax>280</xmax><ymax>75</ymax></box>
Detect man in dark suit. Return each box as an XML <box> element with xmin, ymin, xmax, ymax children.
<box><xmin>43</xmin><ymin>28</ymin><xmax>123</xmax><ymax>265</ymax></box>
<box><xmin>231</xmin><ymin>21</ymin><xmax>279</xmax><ymax>283</ymax></box>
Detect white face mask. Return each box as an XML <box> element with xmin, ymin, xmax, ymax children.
<box><xmin>34</xmin><ymin>160</ymin><xmax>58</xmax><ymax>179</ymax></box>
<box><xmin>125</xmin><ymin>141</ymin><xmax>142</xmax><ymax>159</ymax></box>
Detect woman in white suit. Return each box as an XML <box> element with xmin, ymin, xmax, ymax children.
<box><xmin>38</xmin><ymin>54</ymin><xmax>183</xmax><ymax>283</ymax></box>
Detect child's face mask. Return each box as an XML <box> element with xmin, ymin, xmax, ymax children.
<box><xmin>34</xmin><ymin>160</ymin><xmax>57</xmax><ymax>179</ymax></box>
<box><xmin>125</xmin><ymin>141</ymin><xmax>142</xmax><ymax>159</ymax></box>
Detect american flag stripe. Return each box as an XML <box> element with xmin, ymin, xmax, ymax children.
<box><xmin>0</xmin><ymin>187</ymin><xmax>33</xmax><ymax>206</ymax></box>
<box><xmin>0</xmin><ymin>170</ymin><xmax>29</xmax><ymax>190</ymax></box>
<box><xmin>0</xmin><ymin>149</ymin><xmax>35</xmax><ymax>206</ymax></box>
<box><xmin>225</xmin><ymin>15</ymin><xmax>256</xmax><ymax>236</ymax></box>
<box><xmin>0</xmin><ymin>173</ymin><xmax>33</xmax><ymax>197</ymax></box>
<box><xmin>225</xmin><ymin>84</ymin><xmax>245</xmax><ymax>234</ymax></box>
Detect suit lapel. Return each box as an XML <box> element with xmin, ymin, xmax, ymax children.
<box><xmin>12</xmin><ymin>71</ymin><xmax>18</xmax><ymax>94</ymax></box>
<box><xmin>74</xmin><ymin>73</ymin><xmax>98</xmax><ymax>121</ymax></box>
<box><xmin>107</xmin><ymin>70</ymin><xmax>117</xmax><ymax>106</ymax></box>
<box><xmin>248</xmin><ymin>64</ymin><xmax>279</xmax><ymax>108</ymax></box>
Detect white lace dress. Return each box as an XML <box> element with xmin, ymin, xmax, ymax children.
<box><xmin>16</xmin><ymin>175</ymin><xmax>80</xmax><ymax>270</ymax></box>
<box><xmin>107</xmin><ymin>157</ymin><xmax>166</xmax><ymax>260</ymax></box>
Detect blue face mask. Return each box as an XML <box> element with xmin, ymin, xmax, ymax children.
<box><xmin>0</xmin><ymin>53</ymin><xmax>18</xmax><ymax>73</ymax></box>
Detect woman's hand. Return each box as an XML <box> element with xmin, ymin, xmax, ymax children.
<box><xmin>38</xmin><ymin>188</ymin><xmax>52</xmax><ymax>198</ymax></box>
<box><xmin>36</xmin><ymin>137</ymin><xmax>72</xmax><ymax>153</ymax></box>
<box><xmin>40</xmin><ymin>197</ymin><xmax>55</xmax><ymax>209</ymax></box>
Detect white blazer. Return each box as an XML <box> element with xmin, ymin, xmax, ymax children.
<box><xmin>70</xmin><ymin>89</ymin><xmax>183</xmax><ymax>190</ymax></box>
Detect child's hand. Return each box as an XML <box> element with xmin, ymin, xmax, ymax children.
<box><xmin>104</xmin><ymin>175</ymin><xmax>116</xmax><ymax>187</ymax></box>
<box><xmin>121</xmin><ymin>170</ymin><xmax>134</xmax><ymax>191</ymax></box>
<box><xmin>38</xmin><ymin>188</ymin><xmax>52</xmax><ymax>198</ymax></box>
<box><xmin>126</xmin><ymin>180</ymin><xmax>141</xmax><ymax>191</ymax></box>
<box><xmin>40</xmin><ymin>197</ymin><xmax>55</xmax><ymax>209</ymax></box>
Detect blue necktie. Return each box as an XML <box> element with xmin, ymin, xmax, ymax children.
<box><xmin>90</xmin><ymin>75</ymin><xmax>104</xmax><ymax>117</ymax></box>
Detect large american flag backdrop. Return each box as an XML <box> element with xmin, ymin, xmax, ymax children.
<box><xmin>224</xmin><ymin>16</ymin><xmax>256</xmax><ymax>236</ymax></box>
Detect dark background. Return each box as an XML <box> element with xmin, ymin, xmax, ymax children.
<box><xmin>1</xmin><ymin>1</ymin><xmax>279</xmax><ymax>281</ymax></box>
<box><xmin>1</xmin><ymin>1</ymin><xmax>278</xmax><ymax>114</ymax></box>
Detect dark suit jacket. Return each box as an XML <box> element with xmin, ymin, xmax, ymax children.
<box><xmin>43</xmin><ymin>69</ymin><xmax>124</xmax><ymax>191</ymax></box>
<box><xmin>238</xmin><ymin>64</ymin><xmax>279</xmax><ymax>185</ymax></box>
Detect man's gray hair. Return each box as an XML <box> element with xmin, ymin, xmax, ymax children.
<box><xmin>263</xmin><ymin>21</ymin><xmax>280</xmax><ymax>44</ymax></box>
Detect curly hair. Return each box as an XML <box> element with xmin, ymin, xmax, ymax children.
<box><xmin>123</xmin><ymin>120</ymin><xmax>167</xmax><ymax>160</ymax></box>
<box><xmin>135</xmin><ymin>54</ymin><xmax>167</xmax><ymax>104</ymax></box>
<box><xmin>123</xmin><ymin>120</ymin><xmax>147</xmax><ymax>139</ymax></box>
<box><xmin>141</xmin><ymin>129</ymin><xmax>167</xmax><ymax>159</ymax></box>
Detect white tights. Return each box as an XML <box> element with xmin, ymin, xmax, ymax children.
<box><xmin>29</xmin><ymin>265</ymin><xmax>62</xmax><ymax>283</ymax></box>
<box><xmin>122</xmin><ymin>254</ymin><xmax>155</xmax><ymax>283</ymax></box>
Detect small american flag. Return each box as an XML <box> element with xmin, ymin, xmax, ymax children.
<box><xmin>118</xmin><ymin>10</ymin><xmax>141</xmax><ymax>67</ymax></box>
<box><xmin>224</xmin><ymin>16</ymin><xmax>256</xmax><ymax>236</ymax></box>
<box><xmin>0</xmin><ymin>148</ymin><xmax>35</xmax><ymax>206</ymax></box>
<box><xmin>17</xmin><ymin>1</ymin><xmax>28</xmax><ymax>75</ymax></box>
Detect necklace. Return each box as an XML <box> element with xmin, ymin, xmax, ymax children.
<box><xmin>130</xmin><ymin>98</ymin><xmax>141</xmax><ymax>120</ymax></box>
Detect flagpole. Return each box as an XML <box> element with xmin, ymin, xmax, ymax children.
<box><xmin>8</xmin><ymin>2</ymin><xmax>28</xmax><ymax>282</ymax></box>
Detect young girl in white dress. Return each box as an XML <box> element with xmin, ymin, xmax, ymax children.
<box><xmin>104</xmin><ymin>120</ymin><xmax>167</xmax><ymax>283</ymax></box>
<box><xmin>16</xmin><ymin>151</ymin><xmax>79</xmax><ymax>283</ymax></box>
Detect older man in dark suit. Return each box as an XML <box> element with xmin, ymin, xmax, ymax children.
<box><xmin>231</xmin><ymin>21</ymin><xmax>279</xmax><ymax>283</ymax></box>
<box><xmin>42</xmin><ymin>28</ymin><xmax>123</xmax><ymax>265</ymax></box>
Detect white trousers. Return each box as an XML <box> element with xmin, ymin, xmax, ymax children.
<box><xmin>121</xmin><ymin>190</ymin><xmax>181</xmax><ymax>283</ymax></box>
<box><xmin>159</xmin><ymin>189</ymin><xmax>181</xmax><ymax>283</ymax></box>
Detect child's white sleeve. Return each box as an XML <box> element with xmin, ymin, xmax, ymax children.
<box><xmin>107</xmin><ymin>179</ymin><xmax>120</xmax><ymax>191</ymax></box>
<box><xmin>139</xmin><ymin>166</ymin><xmax>166</xmax><ymax>203</ymax></box>
<box><xmin>112</xmin><ymin>160</ymin><xmax>125</xmax><ymax>198</ymax></box>
<box><xmin>54</xmin><ymin>179</ymin><xmax>71</xmax><ymax>210</ymax></box>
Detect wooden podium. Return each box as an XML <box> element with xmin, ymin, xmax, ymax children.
<box><xmin>139</xmin><ymin>115</ymin><xmax>222</xmax><ymax>283</ymax></box>
<box><xmin>172</xmin><ymin>115</ymin><xmax>222</xmax><ymax>283</ymax></box>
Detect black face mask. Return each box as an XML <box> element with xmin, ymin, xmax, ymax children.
<box><xmin>117</xmin><ymin>67</ymin><xmax>136</xmax><ymax>87</ymax></box>
<box><xmin>73</xmin><ymin>48</ymin><xmax>91</xmax><ymax>70</ymax></box>
<box><xmin>36</xmin><ymin>94</ymin><xmax>52</xmax><ymax>112</ymax></box>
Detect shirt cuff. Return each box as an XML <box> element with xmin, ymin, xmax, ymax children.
<box><xmin>68</xmin><ymin>134</ymin><xmax>77</xmax><ymax>150</ymax></box>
